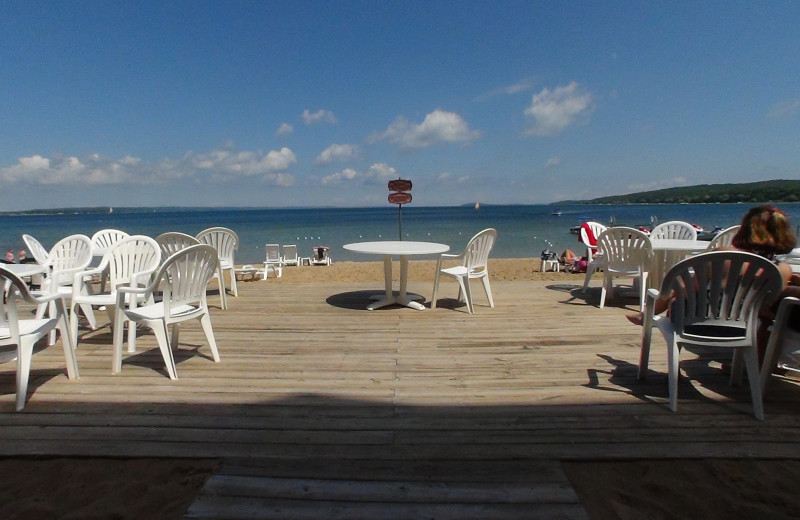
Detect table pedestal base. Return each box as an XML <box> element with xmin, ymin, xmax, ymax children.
<box><xmin>368</xmin><ymin>291</ymin><xmax>425</xmax><ymax>311</ymax></box>
<box><xmin>366</xmin><ymin>255</ymin><xmax>427</xmax><ymax>311</ymax></box>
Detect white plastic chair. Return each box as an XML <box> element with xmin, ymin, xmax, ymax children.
<box><xmin>155</xmin><ymin>232</ymin><xmax>200</xmax><ymax>259</ymax></box>
<box><xmin>595</xmin><ymin>227</ymin><xmax>652</xmax><ymax>310</ymax></box>
<box><xmin>431</xmin><ymin>228</ymin><xmax>497</xmax><ymax>314</ymax></box>
<box><xmin>638</xmin><ymin>251</ymin><xmax>783</xmax><ymax>420</ymax></box>
<box><xmin>706</xmin><ymin>225</ymin><xmax>741</xmax><ymax>251</ymax></box>
<box><xmin>113</xmin><ymin>244</ymin><xmax>220</xmax><ymax>380</ymax></box>
<box><xmin>264</xmin><ymin>244</ymin><xmax>284</xmax><ymax>277</ymax></box>
<box><xmin>21</xmin><ymin>234</ymin><xmax>50</xmax><ymax>288</ymax></box>
<box><xmin>579</xmin><ymin>222</ymin><xmax>607</xmax><ymax>293</ymax></box>
<box><xmin>310</xmin><ymin>246</ymin><xmax>332</xmax><ymax>266</ymax></box>
<box><xmin>90</xmin><ymin>229</ymin><xmax>130</xmax><ymax>293</ymax></box>
<box><xmin>70</xmin><ymin>236</ymin><xmax>162</xmax><ymax>353</ymax></box>
<box><xmin>0</xmin><ymin>266</ymin><xmax>79</xmax><ymax>411</ymax></box>
<box><xmin>760</xmin><ymin>296</ymin><xmax>800</xmax><ymax>395</ymax></box>
<box><xmin>649</xmin><ymin>221</ymin><xmax>698</xmax><ymax>241</ymax></box>
<box><xmin>282</xmin><ymin>245</ymin><xmax>300</xmax><ymax>267</ymax></box>
<box><xmin>197</xmin><ymin>227</ymin><xmax>239</xmax><ymax>309</ymax></box>
<box><xmin>35</xmin><ymin>234</ymin><xmax>96</xmax><ymax>342</ymax></box>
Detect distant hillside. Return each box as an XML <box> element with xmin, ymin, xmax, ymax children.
<box><xmin>560</xmin><ymin>179</ymin><xmax>800</xmax><ymax>204</ymax></box>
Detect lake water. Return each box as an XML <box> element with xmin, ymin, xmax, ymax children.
<box><xmin>2</xmin><ymin>203</ymin><xmax>799</xmax><ymax>264</ymax></box>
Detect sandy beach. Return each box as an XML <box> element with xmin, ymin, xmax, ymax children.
<box><xmin>3</xmin><ymin>257</ymin><xmax>800</xmax><ymax>519</ymax></box>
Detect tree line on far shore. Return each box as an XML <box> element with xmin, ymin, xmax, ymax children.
<box><xmin>561</xmin><ymin>179</ymin><xmax>800</xmax><ymax>205</ymax></box>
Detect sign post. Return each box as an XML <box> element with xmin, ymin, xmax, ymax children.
<box><xmin>388</xmin><ymin>179</ymin><xmax>412</xmax><ymax>240</ymax></box>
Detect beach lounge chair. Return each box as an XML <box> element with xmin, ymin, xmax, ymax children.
<box><xmin>431</xmin><ymin>228</ymin><xmax>497</xmax><ymax>314</ymax></box>
<box><xmin>197</xmin><ymin>227</ymin><xmax>239</xmax><ymax>309</ymax></box>
<box><xmin>282</xmin><ymin>245</ymin><xmax>300</xmax><ymax>267</ymax></box>
<box><xmin>0</xmin><ymin>266</ymin><xmax>79</xmax><ymax>411</ymax></box>
<box><xmin>638</xmin><ymin>251</ymin><xmax>783</xmax><ymax>420</ymax></box>
<box><xmin>310</xmin><ymin>246</ymin><xmax>332</xmax><ymax>266</ymax></box>
<box><xmin>264</xmin><ymin>244</ymin><xmax>283</xmax><ymax>277</ymax></box>
<box><xmin>113</xmin><ymin>244</ymin><xmax>220</xmax><ymax>380</ymax></box>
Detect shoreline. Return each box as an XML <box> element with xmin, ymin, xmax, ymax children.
<box><xmin>244</xmin><ymin>257</ymin><xmax>578</xmax><ymax>284</ymax></box>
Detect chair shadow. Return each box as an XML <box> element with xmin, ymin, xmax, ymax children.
<box><xmin>0</xmin><ymin>342</ymin><xmax>76</xmax><ymax>404</ymax></box>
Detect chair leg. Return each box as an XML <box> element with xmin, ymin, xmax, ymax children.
<box><xmin>638</xmin><ymin>322</ymin><xmax>653</xmax><ymax>380</ymax></box>
<box><xmin>55</xmin><ymin>300</ymin><xmax>79</xmax><ymax>380</ymax></box>
<box><xmin>228</xmin><ymin>267</ymin><xmax>238</xmax><ymax>297</ymax></box>
<box><xmin>216</xmin><ymin>267</ymin><xmax>227</xmax><ymax>310</ymax></box>
<box><xmin>459</xmin><ymin>276</ymin><xmax>473</xmax><ymax>314</ymax></box>
<box><xmin>200</xmin><ymin>314</ymin><xmax>220</xmax><ymax>362</ymax></box>
<box><xmin>743</xmin><ymin>346</ymin><xmax>765</xmax><ymax>421</ymax></box>
<box><xmin>481</xmin><ymin>276</ymin><xmax>494</xmax><ymax>308</ymax></box>
<box><xmin>152</xmin><ymin>322</ymin><xmax>178</xmax><ymax>380</ymax></box>
<box><xmin>667</xmin><ymin>338</ymin><xmax>681</xmax><ymax>412</ymax></box>
<box><xmin>15</xmin><ymin>339</ymin><xmax>35</xmax><ymax>411</ymax></box>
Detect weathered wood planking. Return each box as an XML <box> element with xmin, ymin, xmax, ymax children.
<box><xmin>2</xmin><ymin>276</ymin><xmax>800</xmax><ymax>518</ymax></box>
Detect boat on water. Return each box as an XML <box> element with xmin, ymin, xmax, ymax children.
<box><xmin>552</xmin><ymin>209</ymin><xmax>562</xmax><ymax>216</ymax></box>
<box><xmin>474</xmin><ymin>202</ymin><xmax>480</xmax><ymax>210</ymax></box>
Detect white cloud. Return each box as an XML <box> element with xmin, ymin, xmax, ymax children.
<box><xmin>0</xmin><ymin>145</ymin><xmax>297</xmax><ymax>187</ymax></box>
<box><xmin>524</xmin><ymin>82</ymin><xmax>594</xmax><ymax>136</ymax></box>
<box><xmin>321</xmin><ymin>168</ymin><xmax>358</xmax><ymax>185</ymax></box>
<box><xmin>276</xmin><ymin>122</ymin><xmax>294</xmax><ymax>136</ymax></box>
<box><xmin>766</xmin><ymin>99</ymin><xmax>800</xmax><ymax>119</ymax></box>
<box><xmin>545</xmin><ymin>156</ymin><xmax>561</xmax><ymax>168</ymax></box>
<box><xmin>314</xmin><ymin>143</ymin><xmax>361</xmax><ymax>165</ymax></box>
<box><xmin>302</xmin><ymin>109</ymin><xmax>337</xmax><ymax>125</ymax></box>
<box><xmin>473</xmin><ymin>78</ymin><xmax>535</xmax><ymax>101</ymax></box>
<box><xmin>319</xmin><ymin>162</ymin><xmax>397</xmax><ymax>185</ymax></box>
<box><xmin>371</xmin><ymin>109</ymin><xmax>481</xmax><ymax>150</ymax></box>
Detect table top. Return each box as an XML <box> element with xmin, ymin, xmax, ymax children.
<box><xmin>0</xmin><ymin>263</ymin><xmax>45</xmax><ymax>277</ymax></box>
<box><xmin>344</xmin><ymin>241</ymin><xmax>450</xmax><ymax>256</ymax></box>
<box><xmin>650</xmin><ymin>238</ymin><xmax>709</xmax><ymax>251</ymax></box>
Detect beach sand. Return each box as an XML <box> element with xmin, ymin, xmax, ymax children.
<box><xmin>3</xmin><ymin>257</ymin><xmax>799</xmax><ymax>519</ymax></box>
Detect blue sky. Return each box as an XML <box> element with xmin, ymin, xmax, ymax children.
<box><xmin>1</xmin><ymin>1</ymin><xmax>799</xmax><ymax>210</ymax></box>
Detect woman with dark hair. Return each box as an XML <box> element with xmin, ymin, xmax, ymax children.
<box><xmin>627</xmin><ymin>205</ymin><xmax>799</xmax><ymax>338</ymax></box>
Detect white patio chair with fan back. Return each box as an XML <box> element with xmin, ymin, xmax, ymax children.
<box><xmin>21</xmin><ymin>234</ymin><xmax>50</xmax><ymax>288</ymax></box>
<box><xmin>431</xmin><ymin>228</ymin><xmax>497</xmax><ymax>314</ymax></box>
<box><xmin>580</xmin><ymin>222</ymin><xmax>607</xmax><ymax>293</ymax></box>
<box><xmin>638</xmin><ymin>251</ymin><xmax>783</xmax><ymax>420</ymax></box>
<box><xmin>1</xmin><ymin>266</ymin><xmax>79</xmax><ymax>411</ymax></box>
<box><xmin>197</xmin><ymin>227</ymin><xmax>239</xmax><ymax>310</ymax></box>
<box><xmin>155</xmin><ymin>232</ymin><xmax>200</xmax><ymax>259</ymax></box>
<box><xmin>594</xmin><ymin>227</ymin><xmax>652</xmax><ymax>310</ymax></box>
<box><xmin>706</xmin><ymin>225</ymin><xmax>741</xmax><ymax>251</ymax></box>
<box><xmin>70</xmin><ymin>235</ymin><xmax>161</xmax><ymax>354</ymax></box>
<box><xmin>113</xmin><ymin>244</ymin><xmax>221</xmax><ymax>380</ymax></box>
<box><xmin>90</xmin><ymin>229</ymin><xmax>130</xmax><ymax>293</ymax></box>
<box><xmin>649</xmin><ymin>221</ymin><xmax>697</xmax><ymax>241</ymax></box>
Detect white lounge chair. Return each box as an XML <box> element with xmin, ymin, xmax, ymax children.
<box><xmin>282</xmin><ymin>245</ymin><xmax>300</xmax><ymax>267</ymax></box>
<box><xmin>264</xmin><ymin>244</ymin><xmax>283</xmax><ymax>277</ymax></box>
<box><xmin>310</xmin><ymin>246</ymin><xmax>331</xmax><ymax>266</ymax></box>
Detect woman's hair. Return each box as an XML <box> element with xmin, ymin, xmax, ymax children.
<box><xmin>732</xmin><ymin>205</ymin><xmax>797</xmax><ymax>257</ymax></box>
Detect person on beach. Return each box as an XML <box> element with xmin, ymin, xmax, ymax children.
<box><xmin>626</xmin><ymin>205</ymin><xmax>799</xmax><ymax>352</ymax></box>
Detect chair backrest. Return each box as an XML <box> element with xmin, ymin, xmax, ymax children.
<box><xmin>596</xmin><ymin>227</ymin><xmax>652</xmax><ymax>271</ymax></box>
<box><xmin>156</xmin><ymin>232</ymin><xmax>200</xmax><ymax>259</ymax></box>
<box><xmin>283</xmin><ymin>244</ymin><xmax>298</xmax><ymax>261</ymax></box>
<box><xmin>650</xmin><ymin>221</ymin><xmax>697</xmax><ymax>240</ymax></box>
<box><xmin>47</xmin><ymin>234</ymin><xmax>93</xmax><ymax>285</ymax></box>
<box><xmin>579</xmin><ymin>222</ymin><xmax>607</xmax><ymax>259</ymax></box>
<box><xmin>660</xmin><ymin>251</ymin><xmax>783</xmax><ymax>339</ymax></box>
<box><xmin>312</xmin><ymin>246</ymin><xmax>329</xmax><ymax>262</ymax></box>
<box><xmin>91</xmin><ymin>229</ymin><xmax>130</xmax><ymax>251</ymax></box>
<box><xmin>197</xmin><ymin>227</ymin><xmax>238</xmax><ymax>263</ymax></box>
<box><xmin>265</xmin><ymin>244</ymin><xmax>281</xmax><ymax>263</ymax></box>
<box><xmin>154</xmin><ymin>244</ymin><xmax>219</xmax><ymax>320</ymax></box>
<box><xmin>461</xmin><ymin>228</ymin><xmax>497</xmax><ymax>272</ymax></box>
<box><xmin>22</xmin><ymin>234</ymin><xmax>50</xmax><ymax>265</ymax></box>
<box><xmin>707</xmin><ymin>225</ymin><xmax>741</xmax><ymax>250</ymax></box>
<box><xmin>103</xmin><ymin>235</ymin><xmax>162</xmax><ymax>290</ymax></box>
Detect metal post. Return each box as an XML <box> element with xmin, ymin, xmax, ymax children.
<box><xmin>398</xmin><ymin>204</ymin><xmax>403</xmax><ymax>240</ymax></box>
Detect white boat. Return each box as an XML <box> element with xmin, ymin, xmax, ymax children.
<box><xmin>474</xmin><ymin>202</ymin><xmax>480</xmax><ymax>210</ymax></box>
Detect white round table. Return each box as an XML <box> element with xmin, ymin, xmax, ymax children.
<box><xmin>649</xmin><ymin>238</ymin><xmax>709</xmax><ymax>286</ymax></box>
<box><xmin>343</xmin><ymin>241</ymin><xmax>450</xmax><ymax>310</ymax></box>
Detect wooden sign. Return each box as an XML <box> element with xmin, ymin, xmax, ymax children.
<box><xmin>388</xmin><ymin>192</ymin><xmax>412</xmax><ymax>205</ymax></box>
<box><xmin>388</xmin><ymin>179</ymin><xmax>412</xmax><ymax>192</ymax></box>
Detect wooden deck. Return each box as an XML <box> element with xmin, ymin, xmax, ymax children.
<box><xmin>3</xmin><ymin>276</ymin><xmax>800</xmax><ymax>519</ymax></box>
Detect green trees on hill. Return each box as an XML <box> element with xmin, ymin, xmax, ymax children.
<box><xmin>573</xmin><ymin>180</ymin><xmax>800</xmax><ymax>204</ymax></box>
